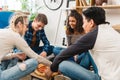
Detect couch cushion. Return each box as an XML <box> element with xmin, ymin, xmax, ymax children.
<box><xmin>0</xmin><ymin>11</ymin><xmax>14</xmax><ymax>28</ymax></box>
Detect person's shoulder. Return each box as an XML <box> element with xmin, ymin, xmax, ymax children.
<box><xmin>79</xmin><ymin>27</ymin><xmax>98</xmax><ymax>43</ymax></box>
<box><xmin>0</xmin><ymin>29</ymin><xmax>21</xmax><ymax>39</ymax></box>
<box><xmin>2</xmin><ymin>29</ymin><xmax>15</xmax><ymax>35</ymax></box>
<box><xmin>86</xmin><ymin>27</ymin><xmax>98</xmax><ymax>36</ymax></box>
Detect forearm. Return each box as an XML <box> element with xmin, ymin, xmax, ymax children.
<box><xmin>50</xmin><ymin>43</ymin><xmax>85</xmax><ymax>72</ymax></box>
<box><xmin>36</xmin><ymin>55</ymin><xmax>52</xmax><ymax>66</ymax></box>
<box><xmin>43</xmin><ymin>45</ymin><xmax>50</xmax><ymax>54</ymax></box>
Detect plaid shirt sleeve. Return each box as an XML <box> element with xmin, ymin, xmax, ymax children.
<box><xmin>24</xmin><ymin>21</ymin><xmax>33</xmax><ymax>46</ymax></box>
<box><xmin>40</xmin><ymin>29</ymin><xmax>50</xmax><ymax>53</ymax></box>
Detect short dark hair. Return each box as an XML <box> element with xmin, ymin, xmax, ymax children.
<box><xmin>82</xmin><ymin>7</ymin><xmax>109</xmax><ymax>25</ymax></box>
<box><xmin>35</xmin><ymin>13</ymin><xmax>48</xmax><ymax>25</ymax></box>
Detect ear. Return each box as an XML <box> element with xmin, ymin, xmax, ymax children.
<box><xmin>89</xmin><ymin>19</ymin><xmax>95</xmax><ymax>28</ymax></box>
<box><xmin>16</xmin><ymin>22</ymin><xmax>22</xmax><ymax>28</ymax></box>
<box><xmin>18</xmin><ymin>21</ymin><xmax>23</xmax><ymax>25</ymax></box>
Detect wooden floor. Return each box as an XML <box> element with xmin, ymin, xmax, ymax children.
<box><xmin>20</xmin><ymin>74</ymin><xmax>39</xmax><ymax>80</ymax></box>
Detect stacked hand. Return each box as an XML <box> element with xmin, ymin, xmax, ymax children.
<box><xmin>45</xmin><ymin>67</ymin><xmax>53</xmax><ymax>80</ymax></box>
<box><xmin>45</xmin><ymin>67</ymin><xmax>60</xmax><ymax>80</ymax></box>
<box><xmin>16</xmin><ymin>53</ymin><xmax>26</xmax><ymax>61</ymax></box>
<box><xmin>40</xmin><ymin>51</ymin><xmax>47</xmax><ymax>57</ymax></box>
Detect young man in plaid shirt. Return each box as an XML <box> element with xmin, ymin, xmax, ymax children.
<box><xmin>24</xmin><ymin>13</ymin><xmax>54</xmax><ymax>58</ymax></box>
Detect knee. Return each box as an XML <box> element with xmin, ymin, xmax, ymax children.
<box><xmin>53</xmin><ymin>47</ymin><xmax>63</xmax><ymax>55</ymax></box>
<box><xmin>27</xmin><ymin>59</ymin><xmax>38</xmax><ymax>67</ymax></box>
<box><xmin>59</xmin><ymin>61</ymin><xmax>70</xmax><ymax>72</ymax></box>
<box><xmin>18</xmin><ymin>63</ymin><xmax>27</xmax><ymax>71</ymax></box>
<box><xmin>18</xmin><ymin>59</ymin><xmax>38</xmax><ymax>71</ymax></box>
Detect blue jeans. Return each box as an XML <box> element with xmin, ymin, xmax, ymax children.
<box><xmin>53</xmin><ymin>47</ymin><xmax>65</xmax><ymax>56</ymax></box>
<box><xmin>14</xmin><ymin>45</ymin><xmax>54</xmax><ymax>59</ymax></box>
<box><xmin>59</xmin><ymin>61</ymin><xmax>101</xmax><ymax>80</ymax></box>
<box><xmin>14</xmin><ymin>45</ymin><xmax>54</xmax><ymax>56</ymax></box>
<box><xmin>53</xmin><ymin>47</ymin><xmax>74</xmax><ymax>61</ymax></box>
<box><xmin>31</xmin><ymin>45</ymin><xmax>54</xmax><ymax>55</ymax></box>
<box><xmin>1</xmin><ymin>58</ymin><xmax>18</xmax><ymax>70</ymax></box>
<box><xmin>53</xmin><ymin>47</ymin><xmax>96</xmax><ymax>70</ymax></box>
<box><xmin>0</xmin><ymin>59</ymin><xmax>38</xmax><ymax>80</ymax></box>
<box><xmin>77</xmin><ymin>51</ymin><xmax>98</xmax><ymax>73</ymax></box>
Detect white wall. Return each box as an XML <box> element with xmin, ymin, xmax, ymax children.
<box><xmin>106</xmin><ymin>10</ymin><xmax>120</xmax><ymax>25</ymax></box>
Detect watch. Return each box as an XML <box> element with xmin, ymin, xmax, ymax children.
<box><xmin>43</xmin><ymin>0</ymin><xmax>63</xmax><ymax>10</ymax></box>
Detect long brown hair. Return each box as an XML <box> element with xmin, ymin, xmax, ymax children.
<box><xmin>66</xmin><ymin>10</ymin><xmax>84</xmax><ymax>35</ymax></box>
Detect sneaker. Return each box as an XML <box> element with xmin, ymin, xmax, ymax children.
<box><xmin>54</xmin><ymin>75</ymin><xmax>71</xmax><ymax>80</ymax></box>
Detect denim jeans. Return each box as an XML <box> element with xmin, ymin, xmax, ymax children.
<box><xmin>53</xmin><ymin>47</ymin><xmax>96</xmax><ymax>70</ymax></box>
<box><xmin>59</xmin><ymin>61</ymin><xmax>101</xmax><ymax>80</ymax></box>
<box><xmin>1</xmin><ymin>58</ymin><xmax>18</xmax><ymax>70</ymax></box>
<box><xmin>77</xmin><ymin>51</ymin><xmax>98</xmax><ymax>73</ymax></box>
<box><xmin>14</xmin><ymin>45</ymin><xmax>54</xmax><ymax>56</ymax></box>
<box><xmin>0</xmin><ymin>59</ymin><xmax>38</xmax><ymax>80</ymax></box>
<box><xmin>15</xmin><ymin>45</ymin><xmax>54</xmax><ymax>59</ymax></box>
<box><xmin>53</xmin><ymin>47</ymin><xmax>74</xmax><ymax>61</ymax></box>
<box><xmin>31</xmin><ymin>45</ymin><xmax>54</xmax><ymax>56</ymax></box>
<box><xmin>53</xmin><ymin>47</ymin><xmax>65</xmax><ymax>56</ymax></box>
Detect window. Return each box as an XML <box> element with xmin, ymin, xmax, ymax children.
<box><xmin>0</xmin><ymin>0</ymin><xmax>36</xmax><ymax>11</ymax></box>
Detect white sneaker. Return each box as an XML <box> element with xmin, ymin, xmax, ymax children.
<box><xmin>54</xmin><ymin>75</ymin><xmax>71</xmax><ymax>80</ymax></box>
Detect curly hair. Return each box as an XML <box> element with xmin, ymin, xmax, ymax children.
<box><xmin>66</xmin><ymin>10</ymin><xmax>84</xmax><ymax>35</ymax></box>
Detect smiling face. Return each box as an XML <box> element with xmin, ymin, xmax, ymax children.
<box><xmin>32</xmin><ymin>19</ymin><xmax>45</xmax><ymax>31</ymax></box>
<box><xmin>82</xmin><ymin>15</ymin><xmax>95</xmax><ymax>33</ymax></box>
<box><xmin>31</xmin><ymin>13</ymin><xmax>47</xmax><ymax>32</ymax></box>
<box><xmin>82</xmin><ymin>7</ymin><xmax>107</xmax><ymax>33</ymax></box>
<box><xmin>68</xmin><ymin>16</ymin><xmax>77</xmax><ymax>29</ymax></box>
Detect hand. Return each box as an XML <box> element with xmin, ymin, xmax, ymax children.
<box><xmin>40</xmin><ymin>51</ymin><xmax>47</xmax><ymax>57</ymax></box>
<box><xmin>45</xmin><ymin>67</ymin><xmax>53</xmax><ymax>80</ymax></box>
<box><xmin>74</xmin><ymin>55</ymin><xmax>78</xmax><ymax>62</ymax></box>
<box><xmin>16</xmin><ymin>53</ymin><xmax>26</xmax><ymax>61</ymax></box>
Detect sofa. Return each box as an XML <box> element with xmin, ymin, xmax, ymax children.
<box><xmin>0</xmin><ymin>11</ymin><xmax>14</xmax><ymax>28</ymax></box>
